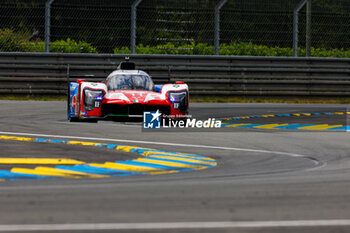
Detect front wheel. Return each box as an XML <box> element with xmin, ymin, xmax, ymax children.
<box><xmin>69</xmin><ymin>116</ymin><xmax>80</xmax><ymax>122</ymax></box>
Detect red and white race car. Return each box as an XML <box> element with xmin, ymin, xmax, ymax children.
<box><xmin>67</xmin><ymin>61</ymin><xmax>189</xmax><ymax>122</ymax></box>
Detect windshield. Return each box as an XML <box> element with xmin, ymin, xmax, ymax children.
<box><xmin>107</xmin><ymin>74</ymin><xmax>154</xmax><ymax>91</ymax></box>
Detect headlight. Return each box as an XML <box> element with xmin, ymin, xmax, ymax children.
<box><xmin>83</xmin><ymin>88</ymin><xmax>104</xmax><ymax>111</ymax></box>
<box><xmin>168</xmin><ymin>91</ymin><xmax>188</xmax><ymax>113</ymax></box>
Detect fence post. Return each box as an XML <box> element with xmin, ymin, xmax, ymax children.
<box><xmin>214</xmin><ymin>0</ymin><xmax>227</xmax><ymax>55</ymax></box>
<box><xmin>45</xmin><ymin>0</ymin><xmax>55</xmax><ymax>53</ymax></box>
<box><xmin>293</xmin><ymin>0</ymin><xmax>308</xmax><ymax>57</ymax></box>
<box><xmin>306</xmin><ymin>0</ymin><xmax>312</xmax><ymax>57</ymax></box>
<box><xmin>131</xmin><ymin>0</ymin><xmax>143</xmax><ymax>54</ymax></box>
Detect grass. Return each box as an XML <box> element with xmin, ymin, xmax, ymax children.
<box><xmin>1</xmin><ymin>95</ymin><xmax>350</xmax><ymax>104</ymax></box>
<box><xmin>190</xmin><ymin>96</ymin><xmax>350</xmax><ymax>104</ymax></box>
<box><xmin>0</xmin><ymin>95</ymin><xmax>66</xmax><ymax>101</ymax></box>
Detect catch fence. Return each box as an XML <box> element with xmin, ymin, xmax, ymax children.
<box><xmin>1</xmin><ymin>0</ymin><xmax>349</xmax><ymax>55</ymax></box>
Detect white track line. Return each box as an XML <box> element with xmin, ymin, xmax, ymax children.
<box><xmin>57</xmin><ymin>121</ymin><xmax>142</xmax><ymax>127</ymax></box>
<box><xmin>0</xmin><ymin>220</ymin><xmax>350</xmax><ymax>231</ymax></box>
<box><xmin>0</xmin><ymin>131</ymin><xmax>323</xmax><ymax>166</ymax></box>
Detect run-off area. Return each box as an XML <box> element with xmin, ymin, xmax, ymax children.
<box><xmin>0</xmin><ymin>139</ymin><xmax>137</xmax><ymax>171</ymax></box>
<box><xmin>0</xmin><ymin>138</ymin><xmax>320</xmax><ymax>181</ymax></box>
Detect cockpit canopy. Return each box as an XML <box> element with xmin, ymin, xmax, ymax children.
<box><xmin>106</xmin><ymin>74</ymin><xmax>154</xmax><ymax>91</ymax></box>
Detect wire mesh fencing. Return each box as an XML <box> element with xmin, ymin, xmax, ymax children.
<box><xmin>0</xmin><ymin>0</ymin><xmax>46</xmax><ymax>52</ymax></box>
<box><xmin>50</xmin><ymin>1</ymin><xmax>131</xmax><ymax>53</ymax></box>
<box><xmin>0</xmin><ymin>0</ymin><xmax>349</xmax><ymax>56</ymax></box>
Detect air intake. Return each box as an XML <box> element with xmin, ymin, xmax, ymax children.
<box><xmin>118</xmin><ymin>61</ymin><xmax>136</xmax><ymax>70</ymax></box>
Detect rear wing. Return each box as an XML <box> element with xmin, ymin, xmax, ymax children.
<box><xmin>68</xmin><ymin>75</ymin><xmax>170</xmax><ymax>84</ymax></box>
<box><xmin>66</xmin><ymin>65</ymin><xmax>170</xmax><ymax>84</ymax></box>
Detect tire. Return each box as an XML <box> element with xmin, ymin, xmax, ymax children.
<box><xmin>83</xmin><ymin>119</ymin><xmax>98</xmax><ymax>123</ymax></box>
<box><xmin>69</xmin><ymin>117</ymin><xmax>80</xmax><ymax>122</ymax></box>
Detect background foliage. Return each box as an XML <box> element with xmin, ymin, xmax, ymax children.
<box><xmin>0</xmin><ymin>0</ymin><xmax>349</xmax><ymax>56</ymax></box>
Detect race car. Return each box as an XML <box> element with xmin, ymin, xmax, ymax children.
<box><xmin>67</xmin><ymin>60</ymin><xmax>189</xmax><ymax>122</ymax></box>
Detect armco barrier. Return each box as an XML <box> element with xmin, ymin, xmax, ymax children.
<box><xmin>0</xmin><ymin>53</ymin><xmax>349</xmax><ymax>96</ymax></box>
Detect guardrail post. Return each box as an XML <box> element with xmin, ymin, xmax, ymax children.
<box><xmin>131</xmin><ymin>0</ymin><xmax>143</xmax><ymax>54</ymax></box>
<box><xmin>214</xmin><ymin>0</ymin><xmax>227</xmax><ymax>55</ymax></box>
<box><xmin>306</xmin><ymin>0</ymin><xmax>312</xmax><ymax>57</ymax></box>
<box><xmin>293</xmin><ymin>0</ymin><xmax>308</xmax><ymax>57</ymax></box>
<box><xmin>45</xmin><ymin>0</ymin><xmax>55</xmax><ymax>53</ymax></box>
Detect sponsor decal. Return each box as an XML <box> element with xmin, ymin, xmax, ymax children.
<box><xmin>72</xmin><ymin>96</ymin><xmax>77</xmax><ymax>109</ymax></box>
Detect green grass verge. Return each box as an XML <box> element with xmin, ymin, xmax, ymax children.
<box><xmin>0</xmin><ymin>95</ymin><xmax>66</xmax><ymax>101</ymax></box>
<box><xmin>190</xmin><ymin>96</ymin><xmax>350</xmax><ymax>104</ymax></box>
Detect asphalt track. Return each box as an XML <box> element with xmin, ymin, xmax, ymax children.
<box><xmin>0</xmin><ymin>101</ymin><xmax>350</xmax><ymax>233</ymax></box>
